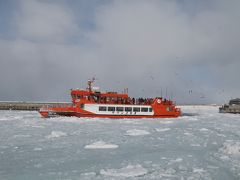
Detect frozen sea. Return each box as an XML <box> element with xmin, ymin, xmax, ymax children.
<box><xmin>0</xmin><ymin>106</ymin><xmax>240</xmax><ymax>180</ymax></box>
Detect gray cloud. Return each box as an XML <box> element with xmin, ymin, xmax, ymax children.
<box><xmin>0</xmin><ymin>0</ymin><xmax>239</xmax><ymax>104</ymax></box>
<box><xmin>14</xmin><ymin>0</ymin><xmax>79</xmax><ymax>43</ymax></box>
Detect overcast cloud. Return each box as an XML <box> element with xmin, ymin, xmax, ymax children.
<box><xmin>0</xmin><ymin>0</ymin><xmax>239</xmax><ymax>104</ymax></box>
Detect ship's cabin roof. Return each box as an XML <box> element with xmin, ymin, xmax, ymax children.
<box><xmin>71</xmin><ymin>89</ymin><xmax>128</xmax><ymax>99</ymax></box>
<box><xmin>229</xmin><ymin>98</ymin><xmax>240</xmax><ymax>105</ymax></box>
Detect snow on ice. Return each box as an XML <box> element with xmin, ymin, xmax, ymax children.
<box><xmin>84</xmin><ymin>141</ymin><xmax>119</xmax><ymax>149</ymax></box>
<box><xmin>46</xmin><ymin>131</ymin><xmax>67</xmax><ymax>139</ymax></box>
<box><xmin>125</xmin><ymin>129</ymin><xmax>150</xmax><ymax>136</ymax></box>
<box><xmin>100</xmin><ymin>164</ymin><xmax>148</xmax><ymax>177</ymax></box>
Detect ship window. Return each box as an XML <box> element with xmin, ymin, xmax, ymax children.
<box><xmin>149</xmin><ymin>108</ymin><xmax>152</xmax><ymax>112</ymax></box>
<box><xmin>141</xmin><ymin>107</ymin><xmax>148</xmax><ymax>112</ymax></box>
<box><xmin>116</xmin><ymin>107</ymin><xmax>124</xmax><ymax>111</ymax></box>
<box><xmin>80</xmin><ymin>104</ymin><xmax>84</xmax><ymax>109</ymax></box>
<box><xmin>133</xmin><ymin>107</ymin><xmax>140</xmax><ymax>112</ymax></box>
<box><xmin>108</xmin><ymin>107</ymin><xmax>115</xmax><ymax>111</ymax></box>
<box><xmin>125</xmin><ymin>107</ymin><xmax>132</xmax><ymax>112</ymax></box>
<box><xmin>99</xmin><ymin>106</ymin><xmax>107</xmax><ymax>111</ymax></box>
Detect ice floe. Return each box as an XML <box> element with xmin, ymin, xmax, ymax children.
<box><xmin>220</xmin><ymin>141</ymin><xmax>240</xmax><ymax>156</ymax></box>
<box><xmin>31</xmin><ymin>125</ymin><xmax>45</xmax><ymax>128</ymax></box>
<box><xmin>13</xmin><ymin>134</ymin><xmax>31</xmax><ymax>138</ymax></box>
<box><xmin>33</xmin><ymin>163</ymin><xmax>42</xmax><ymax>168</ymax></box>
<box><xmin>155</xmin><ymin>128</ymin><xmax>171</xmax><ymax>132</ymax></box>
<box><xmin>184</xmin><ymin>132</ymin><xmax>193</xmax><ymax>136</ymax></box>
<box><xmin>125</xmin><ymin>129</ymin><xmax>150</xmax><ymax>136</ymax></box>
<box><xmin>100</xmin><ymin>164</ymin><xmax>147</xmax><ymax>177</ymax></box>
<box><xmin>84</xmin><ymin>141</ymin><xmax>119</xmax><ymax>149</ymax></box>
<box><xmin>191</xmin><ymin>144</ymin><xmax>201</xmax><ymax>147</ymax></box>
<box><xmin>46</xmin><ymin>131</ymin><xmax>67</xmax><ymax>139</ymax></box>
<box><xmin>33</xmin><ymin>147</ymin><xmax>42</xmax><ymax>151</ymax></box>
<box><xmin>0</xmin><ymin>118</ymin><xmax>9</xmax><ymax>121</ymax></box>
<box><xmin>80</xmin><ymin>172</ymin><xmax>96</xmax><ymax>179</ymax></box>
<box><xmin>159</xmin><ymin>120</ymin><xmax>173</xmax><ymax>124</ymax></box>
<box><xmin>174</xmin><ymin>158</ymin><xmax>183</xmax><ymax>162</ymax></box>
<box><xmin>199</xmin><ymin>128</ymin><xmax>209</xmax><ymax>131</ymax></box>
<box><xmin>192</xmin><ymin>168</ymin><xmax>206</xmax><ymax>173</ymax></box>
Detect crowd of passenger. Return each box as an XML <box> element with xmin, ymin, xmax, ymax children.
<box><xmin>72</xmin><ymin>94</ymin><xmax>170</xmax><ymax>105</ymax></box>
<box><xmin>96</xmin><ymin>97</ymin><xmax>156</xmax><ymax>105</ymax></box>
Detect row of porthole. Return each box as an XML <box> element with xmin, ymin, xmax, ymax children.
<box><xmin>98</xmin><ymin>106</ymin><xmax>152</xmax><ymax>112</ymax></box>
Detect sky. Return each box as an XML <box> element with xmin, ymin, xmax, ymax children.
<box><xmin>0</xmin><ymin>0</ymin><xmax>239</xmax><ymax>104</ymax></box>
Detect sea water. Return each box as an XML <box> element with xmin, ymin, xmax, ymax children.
<box><xmin>0</xmin><ymin>106</ymin><xmax>240</xmax><ymax>180</ymax></box>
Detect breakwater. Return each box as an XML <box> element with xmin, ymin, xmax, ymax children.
<box><xmin>0</xmin><ymin>102</ymin><xmax>71</xmax><ymax>111</ymax></box>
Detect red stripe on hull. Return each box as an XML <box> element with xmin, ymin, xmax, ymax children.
<box><xmin>72</xmin><ymin>113</ymin><xmax>180</xmax><ymax>118</ymax></box>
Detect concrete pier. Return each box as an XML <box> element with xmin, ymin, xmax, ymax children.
<box><xmin>0</xmin><ymin>102</ymin><xmax>71</xmax><ymax>111</ymax></box>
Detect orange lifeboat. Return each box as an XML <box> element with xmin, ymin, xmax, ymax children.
<box><xmin>39</xmin><ymin>78</ymin><xmax>181</xmax><ymax>118</ymax></box>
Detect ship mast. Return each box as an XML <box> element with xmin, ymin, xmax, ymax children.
<box><xmin>87</xmin><ymin>77</ymin><xmax>95</xmax><ymax>92</ymax></box>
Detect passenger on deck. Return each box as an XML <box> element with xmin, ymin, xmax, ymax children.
<box><xmin>132</xmin><ymin>98</ymin><xmax>135</xmax><ymax>104</ymax></box>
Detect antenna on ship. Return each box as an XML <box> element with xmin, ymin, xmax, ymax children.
<box><xmin>161</xmin><ymin>87</ymin><xmax>162</xmax><ymax>98</ymax></box>
<box><xmin>87</xmin><ymin>77</ymin><xmax>95</xmax><ymax>92</ymax></box>
<box><xmin>166</xmin><ymin>87</ymin><xmax>168</xmax><ymax>99</ymax></box>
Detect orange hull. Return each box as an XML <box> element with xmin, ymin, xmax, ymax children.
<box><xmin>73</xmin><ymin>113</ymin><xmax>181</xmax><ymax>119</ymax></box>
<box><xmin>39</xmin><ymin>111</ymin><xmax>49</xmax><ymax>118</ymax></box>
<box><xmin>39</xmin><ymin>102</ymin><xmax>181</xmax><ymax>118</ymax></box>
<box><xmin>39</xmin><ymin>111</ymin><xmax>181</xmax><ymax>119</ymax></box>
